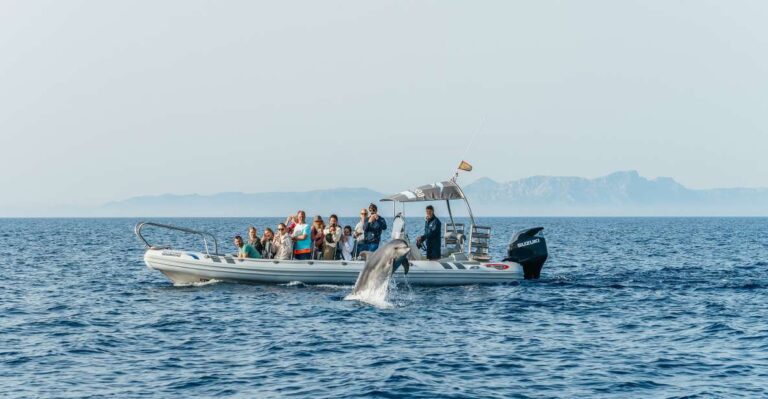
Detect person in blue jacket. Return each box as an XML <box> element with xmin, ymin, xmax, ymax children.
<box><xmin>362</xmin><ymin>203</ymin><xmax>387</xmax><ymax>252</ymax></box>
<box><xmin>417</xmin><ymin>205</ymin><xmax>442</xmax><ymax>260</ymax></box>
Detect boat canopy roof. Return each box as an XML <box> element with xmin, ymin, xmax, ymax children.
<box><xmin>381</xmin><ymin>180</ymin><xmax>465</xmax><ymax>202</ymax></box>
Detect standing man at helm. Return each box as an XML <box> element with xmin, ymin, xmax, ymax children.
<box><xmin>417</xmin><ymin>205</ymin><xmax>442</xmax><ymax>260</ymax></box>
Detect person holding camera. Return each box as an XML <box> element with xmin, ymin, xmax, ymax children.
<box><xmin>247</xmin><ymin>226</ymin><xmax>264</xmax><ymax>256</ymax></box>
<box><xmin>322</xmin><ymin>214</ymin><xmax>342</xmax><ymax>260</ymax></box>
<box><xmin>284</xmin><ymin>214</ymin><xmax>297</xmax><ymax>235</ymax></box>
<box><xmin>340</xmin><ymin>225</ymin><xmax>355</xmax><ymax>261</ymax></box>
<box><xmin>362</xmin><ymin>203</ymin><xmax>387</xmax><ymax>252</ymax></box>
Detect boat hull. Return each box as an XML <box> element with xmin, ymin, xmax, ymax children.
<box><xmin>144</xmin><ymin>249</ymin><xmax>525</xmax><ymax>286</ymax></box>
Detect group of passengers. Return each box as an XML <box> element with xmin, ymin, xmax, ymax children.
<box><xmin>233</xmin><ymin>203</ymin><xmax>388</xmax><ymax>261</ymax></box>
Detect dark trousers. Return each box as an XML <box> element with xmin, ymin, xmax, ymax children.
<box><xmin>365</xmin><ymin>243</ymin><xmax>380</xmax><ymax>252</ymax></box>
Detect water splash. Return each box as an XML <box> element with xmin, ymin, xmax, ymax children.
<box><xmin>387</xmin><ymin>275</ymin><xmax>414</xmax><ymax>307</ymax></box>
<box><xmin>344</xmin><ymin>278</ymin><xmax>394</xmax><ymax>308</ymax></box>
<box><xmin>315</xmin><ymin>284</ymin><xmax>353</xmax><ymax>289</ymax></box>
<box><xmin>173</xmin><ymin>279</ymin><xmax>221</xmax><ymax>287</ymax></box>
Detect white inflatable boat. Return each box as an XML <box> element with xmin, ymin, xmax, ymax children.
<box><xmin>137</xmin><ymin>179</ymin><xmax>548</xmax><ymax>286</ymax></box>
<box><xmin>141</xmin><ymin>248</ymin><xmax>528</xmax><ymax>286</ymax></box>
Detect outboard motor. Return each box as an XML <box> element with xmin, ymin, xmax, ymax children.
<box><xmin>504</xmin><ymin>227</ymin><xmax>548</xmax><ymax>279</ymax></box>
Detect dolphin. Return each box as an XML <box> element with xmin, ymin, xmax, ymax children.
<box><xmin>346</xmin><ymin>239</ymin><xmax>411</xmax><ymax>303</ymax></box>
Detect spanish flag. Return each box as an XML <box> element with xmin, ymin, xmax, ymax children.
<box><xmin>458</xmin><ymin>160</ymin><xmax>473</xmax><ymax>172</ymax></box>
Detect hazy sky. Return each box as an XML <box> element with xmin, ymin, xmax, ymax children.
<box><xmin>1</xmin><ymin>1</ymin><xmax>766</xmax><ymax>212</ymax></box>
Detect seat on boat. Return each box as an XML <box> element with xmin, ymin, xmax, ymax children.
<box><xmin>442</xmin><ymin>223</ymin><xmax>466</xmax><ymax>258</ymax></box>
<box><xmin>443</xmin><ymin>232</ymin><xmax>465</xmax><ymax>252</ymax></box>
<box><xmin>444</xmin><ymin>223</ymin><xmax>465</xmax><ymax>249</ymax></box>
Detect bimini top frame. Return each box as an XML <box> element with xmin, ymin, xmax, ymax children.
<box><xmin>380</xmin><ymin>180</ymin><xmax>476</xmax><ymax>226</ymax></box>
<box><xmin>382</xmin><ymin>180</ymin><xmax>466</xmax><ymax>202</ymax></box>
<box><xmin>381</xmin><ymin>180</ymin><xmax>478</xmax><ymax>256</ymax></box>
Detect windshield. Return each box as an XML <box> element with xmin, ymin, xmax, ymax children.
<box><xmin>391</xmin><ymin>213</ymin><xmax>405</xmax><ymax>240</ymax></box>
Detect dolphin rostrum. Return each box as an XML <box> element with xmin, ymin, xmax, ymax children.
<box><xmin>346</xmin><ymin>239</ymin><xmax>411</xmax><ymax>304</ymax></box>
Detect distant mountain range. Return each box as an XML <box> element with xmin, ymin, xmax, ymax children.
<box><xmin>462</xmin><ymin>171</ymin><xmax>768</xmax><ymax>216</ymax></box>
<box><xmin>100</xmin><ymin>188</ymin><xmax>385</xmax><ymax>218</ymax></box>
<box><xmin>94</xmin><ymin>171</ymin><xmax>768</xmax><ymax>217</ymax></box>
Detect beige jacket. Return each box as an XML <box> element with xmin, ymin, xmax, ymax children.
<box><xmin>323</xmin><ymin>225</ymin><xmax>343</xmax><ymax>248</ymax></box>
<box><xmin>273</xmin><ymin>233</ymin><xmax>293</xmax><ymax>260</ymax></box>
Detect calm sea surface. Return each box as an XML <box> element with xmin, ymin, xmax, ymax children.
<box><xmin>1</xmin><ymin>217</ymin><xmax>767</xmax><ymax>398</ymax></box>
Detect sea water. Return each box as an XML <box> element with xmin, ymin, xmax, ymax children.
<box><xmin>1</xmin><ymin>217</ymin><xmax>767</xmax><ymax>398</ymax></box>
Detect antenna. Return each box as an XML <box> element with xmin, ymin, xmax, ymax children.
<box><xmin>461</xmin><ymin>116</ymin><xmax>485</xmax><ymax>162</ymax></box>
<box><xmin>452</xmin><ymin>116</ymin><xmax>486</xmax><ymax>181</ymax></box>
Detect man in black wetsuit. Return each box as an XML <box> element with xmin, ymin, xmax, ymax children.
<box><xmin>416</xmin><ymin>205</ymin><xmax>442</xmax><ymax>260</ymax></box>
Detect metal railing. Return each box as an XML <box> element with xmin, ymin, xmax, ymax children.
<box><xmin>134</xmin><ymin>221</ymin><xmax>219</xmax><ymax>256</ymax></box>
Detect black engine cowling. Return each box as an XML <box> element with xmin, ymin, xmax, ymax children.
<box><xmin>504</xmin><ymin>227</ymin><xmax>548</xmax><ymax>279</ymax></box>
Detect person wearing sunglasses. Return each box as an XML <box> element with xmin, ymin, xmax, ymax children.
<box><xmin>361</xmin><ymin>203</ymin><xmax>387</xmax><ymax>252</ymax></box>
<box><xmin>353</xmin><ymin>208</ymin><xmax>368</xmax><ymax>255</ymax></box>
<box><xmin>273</xmin><ymin>223</ymin><xmax>293</xmax><ymax>260</ymax></box>
<box><xmin>291</xmin><ymin>210</ymin><xmax>312</xmax><ymax>260</ymax></box>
